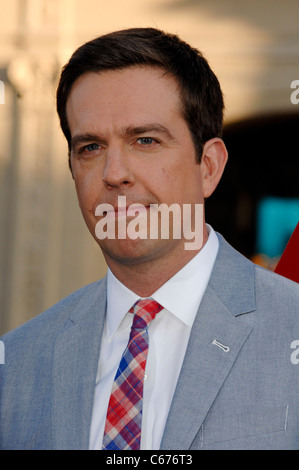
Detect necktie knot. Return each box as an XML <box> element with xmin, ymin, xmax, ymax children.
<box><xmin>130</xmin><ymin>298</ymin><xmax>163</xmax><ymax>330</ymax></box>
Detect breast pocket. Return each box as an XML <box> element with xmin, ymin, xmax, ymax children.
<box><xmin>201</xmin><ymin>405</ymin><xmax>288</xmax><ymax>446</ymax></box>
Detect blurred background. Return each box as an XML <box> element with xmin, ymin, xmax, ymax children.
<box><xmin>0</xmin><ymin>0</ymin><xmax>298</xmax><ymax>334</ymax></box>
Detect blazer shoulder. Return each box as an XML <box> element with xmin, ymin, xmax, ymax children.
<box><xmin>213</xmin><ymin>232</ymin><xmax>298</xmax><ymax>317</ymax></box>
<box><xmin>0</xmin><ymin>277</ymin><xmax>107</xmax><ymax>348</ymax></box>
<box><xmin>216</xmin><ymin>231</ymin><xmax>298</xmax><ymax>298</ymax></box>
<box><xmin>255</xmin><ymin>263</ymin><xmax>298</xmax><ymax>290</ymax></box>
<box><xmin>254</xmin><ymin>264</ymin><xmax>299</xmax><ymax>313</ymax></box>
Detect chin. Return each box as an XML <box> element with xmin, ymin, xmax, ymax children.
<box><xmin>98</xmin><ymin>237</ymin><xmax>173</xmax><ymax>267</ymax></box>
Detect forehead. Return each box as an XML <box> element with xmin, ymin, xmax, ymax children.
<box><xmin>66</xmin><ymin>66</ymin><xmax>183</xmax><ymax>132</ymax></box>
<box><xmin>69</xmin><ymin>65</ymin><xmax>180</xmax><ymax>98</ymax></box>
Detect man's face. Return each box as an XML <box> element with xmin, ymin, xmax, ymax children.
<box><xmin>66</xmin><ymin>66</ymin><xmax>208</xmax><ymax>267</ymax></box>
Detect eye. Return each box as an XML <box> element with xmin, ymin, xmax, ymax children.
<box><xmin>76</xmin><ymin>142</ymin><xmax>101</xmax><ymax>157</ymax></box>
<box><xmin>136</xmin><ymin>137</ymin><xmax>156</xmax><ymax>146</ymax></box>
<box><xmin>84</xmin><ymin>143</ymin><xmax>100</xmax><ymax>152</ymax></box>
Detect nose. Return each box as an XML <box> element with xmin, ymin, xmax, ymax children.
<box><xmin>102</xmin><ymin>145</ymin><xmax>134</xmax><ymax>189</ymax></box>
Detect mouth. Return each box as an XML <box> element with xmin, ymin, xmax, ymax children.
<box><xmin>103</xmin><ymin>204</ymin><xmax>150</xmax><ymax>219</ymax></box>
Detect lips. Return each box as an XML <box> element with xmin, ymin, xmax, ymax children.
<box><xmin>102</xmin><ymin>203</ymin><xmax>150</xmax><ymax>218</ymax></box>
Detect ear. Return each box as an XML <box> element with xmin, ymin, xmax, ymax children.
<box><xmin>200</xmin><ymin>138</ymin><xmax>228</xmax><ymax>198</ymax></box>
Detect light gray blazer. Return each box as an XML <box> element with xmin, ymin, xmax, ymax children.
<box><xmin>0</xmin><ymin>234</ymin><xmax>298</xmax><ymax>450</ymax></box>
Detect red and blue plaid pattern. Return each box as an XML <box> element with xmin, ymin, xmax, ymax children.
<box><xmin>102</xmin><ymin>298</ymin><xmax>163</xmax><ymax>450</ymax></box>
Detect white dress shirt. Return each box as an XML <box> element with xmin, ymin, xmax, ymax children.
<box><xmin>89</xmin><ymin>225</ymin><xmax>219</xmax><ymax>450</ymax></box>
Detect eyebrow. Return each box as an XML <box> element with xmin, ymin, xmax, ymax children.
<box><xmin>123</xmin><ymin>123</ymin><xmax>176</xmax><ymax>141</ymax></box>
<box><xmin>70</xmin><ymin>123</ymin><xmax>176</xmax><ymax>152</ymax></box>
<box><xmin>71</xmin><ymin>133</ymin><xmax>100</xmax><ymax>152</ymax></box>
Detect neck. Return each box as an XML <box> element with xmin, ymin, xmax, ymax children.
<box><xmin>103</xmin><ymin>228</ymin><xmax>209</xmax><ymax>297</ymax></box>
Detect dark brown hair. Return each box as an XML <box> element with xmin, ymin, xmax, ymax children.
<box><xmin>56</xmin><ymin>27</ymin><xmax>224</xmax><ymax>166</ymax></box>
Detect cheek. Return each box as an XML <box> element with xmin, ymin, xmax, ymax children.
<box><xmin>147</xmin><ymin>167</ymin><xmax>175</xmax><ymax>200</ymax></box>
<box><xmin>74</xmin><ymin>173</ymin><xmax>100</xmax><ymax>214</ymax></box>
<box><xmin>145</xmin><ymin>164</ymin><xmax>186</xmax><ymax>202</ymax></box>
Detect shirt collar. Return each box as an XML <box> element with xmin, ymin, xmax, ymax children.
<box><xmin>106</xmin><ymin>269</ymin><xmax>141</xmax><ymax>339</ymax></box>
<box><xmin>106</xmin><ymin>225</ymin><xmax>219</xmax><ymax>337</ymax></box>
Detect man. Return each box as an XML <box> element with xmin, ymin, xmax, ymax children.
<box><xmin>0</xmin><ymin>28</ymin><xmax>298</xmax><ymax>450</ymax></box>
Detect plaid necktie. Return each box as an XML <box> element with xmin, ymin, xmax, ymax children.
<box><xmin>102</xmin><ymin>298</ymin><xmax>163</xmax><ymax>450</ymax></box>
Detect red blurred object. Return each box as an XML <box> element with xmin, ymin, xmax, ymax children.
<box><xmin>275</xmin><ymin>222</ymin><xmax>299</xmax><ymax>283</ymax></box>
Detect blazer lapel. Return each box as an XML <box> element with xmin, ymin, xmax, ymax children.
<box><xmin>161</xmin><ymin>235</ymin><xmax>256</xmax><ymax>450</ymax></box>
<box><xmin>52</xmin><ymin>279</ymin><xmax>107</xmax><ymax>450</ymax></box>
